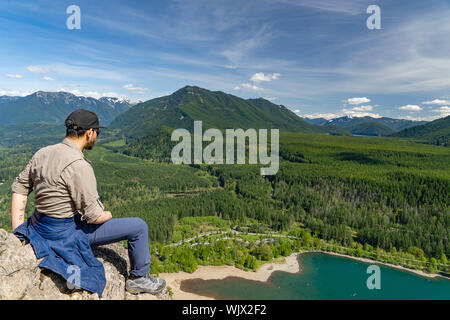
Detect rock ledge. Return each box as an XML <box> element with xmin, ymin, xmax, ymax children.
<box><xmin>0</xmin><ymin>229</ymin><xmax>170</xmax><ymax>300</ymax></box>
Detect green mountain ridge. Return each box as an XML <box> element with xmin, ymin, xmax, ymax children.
<box><xmin>342</xmin><ymin>121</ymin><xmax>396</xmax><ymax>136</ymax></box>
<box><xmin>110</xmin><ymin>85</ymin><xmax>349</xmax><ymax>138</ymax></box>
<box><xmin>390</xmin><ymin>115</ymin><xmax>450</xmax><ymax>146</ymax></box>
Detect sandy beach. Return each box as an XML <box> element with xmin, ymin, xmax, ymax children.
<box><xmin>159</xmin><ymin>250</ymin><xmax>447</xmax><ymax>300</ymax></box>
<box><xmin>159</xmin><ymin>253</ymin><xmax>300</xmax><ymax>300</ymax></box>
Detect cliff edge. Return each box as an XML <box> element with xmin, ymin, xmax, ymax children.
<box><xmin>0</xmin><ymin>229</ymin><xmax>170</xmax><ymax>300</ymax></box>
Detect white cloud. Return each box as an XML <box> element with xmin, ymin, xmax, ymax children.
<box><xmin>293</xmin><ymin>109</ymin><xmax>301</xmax><ymax>113</ymax></box>
<box><xmin>342</xmin><ymin>109</ymin><xmax>381</xmax><ymax>118</ymax></box>
<box><xmin>250</xmin><ymin>72</ymin><xmax>281</xmax><ymax>82</ymax></box>
<box><xmin>225</xmin><ymin>65</ymin><xmax>237</xmax><ymax>69</ymax></box>
<box><xmin>27</xmin><ymin>65</ymin><xmax>51</xmax><ymax>73</ymax></box>
<box><xmin>5</xmin><ymin>74</ymin><xmax>23</xmax><ymax>79</ymax></box>
<box><xmin>84</xmin><ymin>91</ymin><xmax>104</xmax><ymax>99</ymax></box>
<box><xmin>43</xmin><ymin>76</ymin><xmax>54</xmax><ymax>81</ymax></box>
<box><xmin>303</xmin><ymin>112</ymin><xmax>341</xmax><ymax>120</ymax></box>
<box><xmin>0</xmin><ymin>89</ymin><xmax>36</xmax><ymax>96</ymax></box>
<box><xmin>333</xmin><ymin>104</ymin><xmax>379</xmax><ymax>118</ymax></box>
<box><xmin>263</xmin><ymin>97</ymin><xmax>277</xmax><ymax>101</ymax></box>
<box><xmin>122</xmin><ymin>83</ymin><xmax>148</xmax><ymax>94</ymax></box>
<box><xmin>349</xmin><ymin>105</ymin><xmax>373</xmax><ymax>112</ymax></box>
<box><xmin>59</xmin><ymin>88</ymin><xmax>82</xmax><ymax>96</ymax></box>
<box><xmin>242</xmin><ymin>83</ymin><xmax>264</xmax><ymax>91</ymax></box>
<box><xmin>431</xmin><ymin>106</ymin><xmax>450</xmax><ymax>117</ymax></box>
<box><xmin>345</xmin><ymin>97</ymin><xmax>371</xmax><ymax>105</ymax></box>
<box><xmin>402</xmin><ymin>115</ymin><xmax>442</xmax><ymax>121</ymax></box>
<box><xmin>422</xmin><ymin>99</ymin><xmax>450</xmax><ymax>105</ymax></box>
<box><xmin>305</xmin><ymin>107</ymin><xmax>380</xmax><ymax>120</ymax></box>
<box><xmin>233</xmin><ymin>86</ymin><xmax>241</xmax><ymax>90</ymax></box>
<box><xmin>85</xmin><ymin>91</ymin><xmax>124</xmax><ymax>99</ymax></box>
<box><xmin>398</xmin><ymin>105</ymin><xmax>423</xmax><ymax>111</ymax></box>
<box><xmin>58</xmin><ymin>88</ymin><xmax>126</xmax><ymax>99</ymax></box>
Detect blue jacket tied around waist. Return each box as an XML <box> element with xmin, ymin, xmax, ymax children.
<box><xmin>13</xmin><ymin>211</ymin><xmax>106</xmax><ymax>297</ymax></box>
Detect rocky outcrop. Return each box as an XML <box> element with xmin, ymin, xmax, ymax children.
<box><xmin>0</xmin><ymin>229</ymin><xmax>170</xmax><ymax>300</ymax></box>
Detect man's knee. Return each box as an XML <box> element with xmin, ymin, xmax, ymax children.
<box><xmin>131</xmin><ymin>217</ymin><xmax>148</xmax><ymax>235</ymax></box>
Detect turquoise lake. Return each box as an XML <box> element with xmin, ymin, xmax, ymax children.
<box><xmin>180</xmin><ymin>252</ymin><xmax>450</xmax><ymax>300</ymax></box>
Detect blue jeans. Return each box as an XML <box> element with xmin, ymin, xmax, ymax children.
<box><xmin>77</xmin><ymin>216</ymin><xmax>151</xmax><ymax>277</ymax></box>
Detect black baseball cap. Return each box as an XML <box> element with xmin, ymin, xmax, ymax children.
<box><xmin>65</xmin><ymin>109</ymin><xmax>106</xmax><ymax>130</ymax></box>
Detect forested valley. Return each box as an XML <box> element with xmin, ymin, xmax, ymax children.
<box><xmin>0</xmin><ymin>131</ymin><xmax>449</xmax><ymax>276</ymax></box>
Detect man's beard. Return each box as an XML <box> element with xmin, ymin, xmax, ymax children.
<box><xmin>85</xmin><ymin>140</ymin><xmax>95</xmax><ymax>150</ymax></box>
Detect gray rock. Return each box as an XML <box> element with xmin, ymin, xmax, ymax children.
<box><xmin>0</xmin><ymin>229</ymin><xmax>170</xmax><ymax>300</ymax></box>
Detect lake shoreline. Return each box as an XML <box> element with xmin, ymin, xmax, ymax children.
<box><xmin>312</xmin><ymin>250</ymin><xmax>448</xmax><ymax>280</ymax></box>
<box><xmin>160</xmin><ymin>251</ymin><xmax>447</xmax><ymax>300</ymax></box>
<box><xmin>159</xmin><ymin>253</ymin><xmax>300</xmax><ymax>300</ymax></box>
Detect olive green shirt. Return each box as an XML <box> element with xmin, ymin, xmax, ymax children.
<box><xmin>11</xmin><ymin>138</ymin><xmax>104</xmax><ymax>223</ymax></box>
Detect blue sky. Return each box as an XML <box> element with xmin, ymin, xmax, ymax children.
<box><xmin>1</xmin><ymin>0</ymin><xmax>450</xmax><ymax>120</ymax></box>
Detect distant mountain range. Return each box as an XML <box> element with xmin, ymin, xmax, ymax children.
<box><xmin>2</xmin><ymin>86</ymin><xmax>446</xmax><ymax>147</ymax></box>
<box><xmin>304</xmin><ymin>116</ymin><xmax>428</xmax><ymax>136</ymax></box>
<box><xmin>110</xmin><ymin>85</ymin><xmax>348</xmax><ymax>138</ymax></box>
<box><xmin>0</xmin><ymin>91</ymin><xmax>133</xmax><ymax>125</ymax></box>
<box><xmin>390</xmin><ymin>115</ymin><xmax>450</xmax><ymax>146</ymax></box>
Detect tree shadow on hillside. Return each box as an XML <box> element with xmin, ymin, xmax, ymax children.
<box><xmin>335</xmin><ymin>152</ymin><xmax>385</xmax><ymax>165</ymax></box>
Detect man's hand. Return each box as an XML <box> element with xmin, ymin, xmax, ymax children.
<box><xmin>11</xmin><ymin>192</ymin><xmax>28</xmax><ymax>231</ymax></box>
<box><xmin>91</xmin><ymin>211</ymin><xmax>112</xmax><ymax>224</ymax></box>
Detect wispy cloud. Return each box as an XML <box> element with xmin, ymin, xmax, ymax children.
<box><xmin>123</xmin><ymin>83</ymin><xmax>148</xmax><ymax>94</ymax></box>
<box><xmin>349</xmin><ymin>105</ymin><xmax>373</xmax><ymax>112</ymax></box>
<box><xmin>342</xmin><ymin>108</ymin><xmax>381</xmax><ymax>118</ymax></box>
<box><xmin>5</xmin><ymin>74</ymin><xmax>23</xmax><ymax>79</ymax></box>
<box><xmin>27</xmin><ymin>65</ymin><xmax>51</xmax><ymax>73</ymax></box>
<box><xmin>398</xmin><ymin>105</ymin><xmax>423</xmax><ymax>111</ymax></box>
<box><xmin>0</xmin><ymin>89</ymin><xmax>36</xmax><ymax>96</ymax></box>
<box><xmin>220</xmin><ymin>23</ymin><xmax>274</xmax><ymax>65</ymax></box>
<box><xmin>304</xmin><ymin>107</ymin><xmax>381</xmax><ymax>119</ymax></box>
<box><xmin>36</xmin><ymin>63</ymin><xmax>126</xmax><ymax>81</ymax></box>
<box><xmin>345</xmin><ymin>97</ymin><xmax>371</xmax><ymax>105</ymax></box>
<box><xmin>303</xmin><ymin>112</ymin><xmax>341</xmax><ymax>120</ymax></box>
<box><xmin>402</xmin><ymin>115</ymin><xmax>444</xmax><ymax>121</ymax></box>
<box><xmin>431</xmin><ymin>106</ymin><xmax>450</xmax><ymax>117</ymax></box>
<box><xmin>85</xmin><ymin>91</ymin><xmax>124</xmax><ymax>99</ymax></box>
<box><xmin>271</xmin><ymin>0</ymin><xmax>371</xmax><ymax>15</ymax></box>
<box><xmin>43</xmin><ymin>76</ymin><xmax>54</xmax><ymax>81</ymax></box>
<box><xmin>58</xmin><ymin>88</ymin><xmax>125</xmax><ymax>99</ymax></box>
<box><xmin>422</xmin><ymin>99</ymin><xmax>450</xmax><ymax>105</ymax></box>
<box><xmin>250</xmin><ymin>72</ymin><xmax>281</xmax><ymax>82</ymax></box>
<box><xmin>242</xmin><ymin>83</ymin><xmax>264</xmax><ymax>91</ymax></box>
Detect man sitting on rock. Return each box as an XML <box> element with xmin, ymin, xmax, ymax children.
<box><xmin>11</xmin><ymin>109</ymin><xmax>166</xmax><ymax>297</ymax></box>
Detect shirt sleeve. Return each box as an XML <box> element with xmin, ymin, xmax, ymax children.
<box><xmin>11</xmin><ymin>157</ymin><xmax>34</xmax><ymax>196</ymax></box>
<box><xmin>61</xmin><ymin>160</ymin><xmax>104</xmax><ymax>223</ymax></box>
